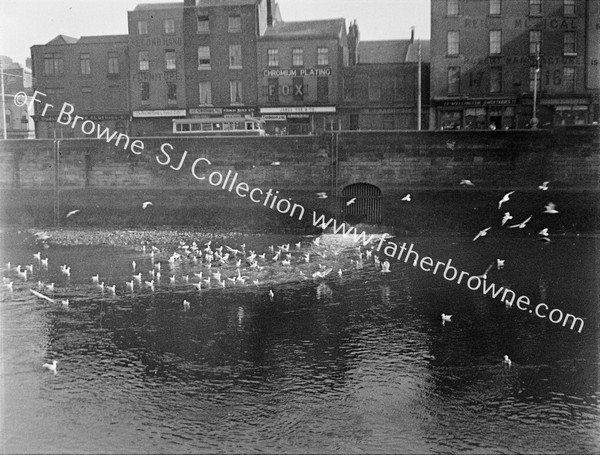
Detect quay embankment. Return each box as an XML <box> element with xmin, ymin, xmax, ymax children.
<box><xmin>0</xmin><ymin>127</ymin><xmax>598</xmax><ymax>235</ymax></box>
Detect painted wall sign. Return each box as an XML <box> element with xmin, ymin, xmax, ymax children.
<box><xmin>260</xmin><ymin>106</ymin><xmax>336</xmax><ymax>113</ymax></box>
<box><xmin>132</xmin><ymin>72</ymin><xmax>183</xmax><ymax>82</ymax></box>
<box><xmin>262</xmin><ymin>68</ymin><xmax>331</xmax><ymax>77</ymax></box>
<box><xmin>132</xmin><ymin>109</ymin><xmax>186</xmax><ymax>118</ymax></box>
<box><xmin>133</xmin><ymin>37</ymin><xmax>183</xmax><ymax>47</ymax></box>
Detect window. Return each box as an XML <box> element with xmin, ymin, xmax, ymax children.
<box><xmin>165</xmin><ymin>50</ymin><xmax>176</xmax><ymax>70</ymax></box>
<box><xmin>138</xmin><ymin>51</ymin><xmax>149</xmax><ymax>71</ymax></box>
<box><xmin>141</xmin><ymin>82</ymin><xmax>150</xmax><ymax>104</ymax></box>
<box><xmin>529</xmin><ymin>0</ymin><xmax>542</xmax><ymax>15</ymax></box>
<box><xmin>267</xmin><ymin>48</ymin><xmax>278</xmax><ymax>66</ymax></box>
<box><xmin>529</xmin><ymin>66</ymin><xmax>540</xmax><ymax>92</ymax></box>
<box><xmin>80</xmin><ymin>53</ymin><xmax>91</xmax><ymax>75</ymax></box>
<box><xmin>383</xmin><ymin>114</ymin><xmax>394</xmax><ymax>130</ymax></box>
<box><xmin>529</xmin><ymin>30</ymin><xmax>542</xmax><ymax>54</ymax></box>
<box><xmin>489</xmin><ymin>0</ymin><xmax>501</xmax><ymax>15</ymax></box>
<box><xmin>448</xmin><ymin>67</ymin><xmax>460</xmax><ymax>94</ymax></box>
<box><xmin>108</xmin><ymin>52</ymin><xmax>119</xmax><ymax>74</ymax></box>
<box><xmin>43</xmin><ymin>53</ymin><xmax>63</xmax><ymax>75</ymax></box>
<box><xmin>564</xmin><ymin>0</ymin><xmax>575</xmax><ymax>15</ymax></box>
<box><xmin>230</xmin><ymin>80</ymin><xmax>243</xmax><ymax>104</ymax></box>
<box><xmin>199</xmin><ymin>81</ymin><xmax>212</xmax><ymax>105</ymax></box>
<box><xmin>447</xmin><ymin>0</ymin><xmax>459</xmax><ymax>15</ymax></box>
<box><xmin>292</xmin><ymin>48</ymin><xmax>303</xmax><ymax>66</ymax></box>
<box><xmin>164</xmin><ymin>19</ymin><xmax>175</xmax><ymax>34</ymax></box>
<box><xmin>490</xmin><ymin>66</ymin><xmax>502</xmax><ymax>93</ymax></box>
<box><xmin>268</xmin><ymin>78</ymin><xmax>278</xmax><ymax>102</ymax></box>
<box><xmin>368</xmin><ymin>76</ymin><xmax>380</xmax><ymax>101</ymax></box>
<box><xmin>317</xmin><ymin>77</ymin><xmax>328</xmax><ymax>101</ymax></box>
<box><xmin>197</xmin><ymin>15</ymin><xmax>209</xmax><ymax>33</ymax></box>
<box><xmin>489</xmin><ymin>30</ymin><xmax>502</xmax><ymax>55</ymax></box>
<box><xmin>228</xmin><ymin>15</ymin><xmax>241</xmax><ymax>32</ymax></box>
<box><xmin>198</xmin><ymin>46</ymin><xmax>210</xmax><ymax>69</ymax></box>
<box><xmin>447</xmin><ymin>31</ymin><xmax>459</xmax><ymax>55</ymax></box>
<box><xmin>317</xmin><ymin>47</ymin><xmax>329</xmax><ymax>65</ymax></box>
<box><xmin>81</xmin><ymin>87</ymin><xmax>92</xmax><ymax>110</ymax></box>
<box><xmin>563</xmin><ymin>31</ymin><xmax>576</xmax><ymax>54</ymax></box>
<box><xmin>138</xmin><ymin>21</ymin><xmax>148</xmax><ymax>35</ymax></box>
<box><xmin>45</xmin><ymin>88</ymin><xmax>64</xmax><ymax>108</ymax></box>
<box><xmin>229</xmin><ymin>45</ymin><xmax>242</xmax><ymax>68</ymax></box>
<box><xmin>343</xmin><ymin>77</ymin><xmax>355</xmax><ymax>100</ymax></box>
<box><xmin>167</xmin><ymin>83</ymin><xmax>177</xmax><ymax>105</ymax></box>
<box><xmin>293</xmin><ymin>77</ymin><xmax>304</xmax><ymax>101</ymax></box>
<box><xmin>563</xmin><ymin>67</ymin><xmax>575</xmax><ymax>91</ymax></box>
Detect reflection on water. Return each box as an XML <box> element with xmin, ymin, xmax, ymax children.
<box><xmin>1</xmin><ymin>234</ymin><xmax>598</xmax><ymax>453</ymax></box>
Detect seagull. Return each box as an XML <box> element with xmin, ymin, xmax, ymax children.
<box><xmin>496</xmin><ymin>259</ymin><xmax>505</xmax><ymax>269</ymax></box>
<box><xmin>33</xmin><ymin>252</ymin><xmax>41</xmax><ymax>260</ymax></box>
<box><xmin>501</xmin><ymin>212</ymin><xmax>513</xmax><ymax>226</ymax></box>
<box><xmin>66</xmin><ymin>210</ymin><xmax>80</xmax><ymax>218</ymax></box>
<box><xmin>473</xmin><ymin>227</ymin><xmax>492</xmax><ymax>241</ymax></box>
<box><xmin>381</xmin><ymin>260</ymin><xmax>391</xmax><ymax>273</ymax></box>
<box><xmin>498</xmin><ymin>191</ymin><xmax>515</xmax><ymax>209</ymax></box>
<box><xmin>108</xmin><ymin>285</ymin><xmax>116</xmax><ymax>295</ymax></box>
<box><xmin>503</xmin><ymin>355</ymin><xmax>512</xmax><ymax>367</ymax></box>
<box><xmin>316</xmin><ymin>192</ymin><xmax>328</xmax><ymax>199</ymax></box>
<box><xmin>538</xmin><ymin>228</ymin><xmax>549</xmax><ymax>237</ymax></box>
<box><xmin>41</xmin><ymin>258</ymin><xmax>48</xmax><ymax>268</ymax></box>
<box><xmin>346</xmin><ymin>198</ymin><xmax>357</xmax><ymax>206</ymax></box>
<box><xmin>142</xmin><ymin>201</ymin><xmax>153</xmax><ymax>209</ymax></box>
<box><xmin>126</xmin><ymin>280</ymin><xmax>134</xmax><ymax>291</ymax></box>
<box><xmin>270</xmin><ymin>161</ymin><xmax>281</xmax><ymax>166</ymax></box>
<box><xmin>269</xmin><ymin>289</ymin><xmax>274</xmax><ymax>300</ymax></box>
<box><xmin>538</xmin><ymin>181</ymin><xmax>550</xmax><ymax>191</ymax></box>
<box><xmin>46</xmin><ymin>283</ymin><xmax>55</xmax><ymax>292</ymax></box>
<box><xmin>460</xmin><ymin>179</ymin><xmax>474</xmax><ymax>186</ymax></box>
<box><xmin>169</xmin><ymin>275</ymin><xmax>175</xmax><ymax>284</ymax></box>
<box><xmin>43</xmin><ymin>360</ymin><xmax>58</xmax><ymax>374</ymax></box>
<box><xmin>508</xmin><ymin>215</ymin><xmax>532</xmax><ymax>229</ymax></box>
<box><xmin>61</xmin><ymin>299</ymin><xmax>69</xmax><ymax>307</ymax></box>
<box><xmin>544</xmin><ymin>202</ymin><xmax>559</xmax><ymax>214</ymax></box>
<box><xmin>401</xmin><ymin>194</ymin><xmax>411</xmax><ymax>202</ymax></box>
<box><xmin>441</xmin><ymin>313</ymin><xmax>452</xmax><ymax>324</ymax></box>
<box><xmin>183</xmin><ymin>299</ymin><xmax>190</xmax><ymax>311</ymax></box>
<box><xmin>446</xmin><ymin>140</ymin><xmax>456</xmax><ymax>150</ymax></box>
<box><xmin>338</xmin><ymin>268</ymin><xmax>343</xmax><ymax>277</ymax></box>
<box><xmin>132</xmin><ymin>261</ymin><xmax>136</xmax><ymax>271</ymax></box>
<box><xmin>144</xmin><ymin>280</ymin><xmax>155</xmax><ymax>292</ymax></box>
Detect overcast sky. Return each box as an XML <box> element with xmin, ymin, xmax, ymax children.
<box><xmin>0</xmin><ymin>0</ymin><xmax>430</xmax><ymax>65</ymax></box>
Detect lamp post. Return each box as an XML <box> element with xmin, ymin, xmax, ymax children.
<box><xmin>1</xmin><ymin>60</ymin><xmax>7</xmax><ymax>139</ymax></box>
<box><xmin>531</xmin><ymin>43</ymin><xmax>540</xmax><ymax>129</ymax></box>
<box><xmin>417</xmin><ymin>37</ymin><xmax>422</xmax><ymax>131</ymax></box>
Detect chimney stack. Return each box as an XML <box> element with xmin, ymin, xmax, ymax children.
<box><xmin>410</xmin><ymin>26</ymin><xmax>415</xmax><ymax>43</ymax></box>
<box><xmin>267</xmin><ymin>0</ymin><xmax>273</xmax><ymax>27</ymax></box>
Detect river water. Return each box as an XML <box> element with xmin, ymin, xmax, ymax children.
<box><xmin>1</xmin><ymin>232</ymin><xmax>598</xmax><ymax>453</ymax></box>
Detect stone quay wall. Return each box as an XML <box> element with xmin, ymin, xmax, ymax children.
<box><xmin>0</xmin><ymin>127</ymin><xmax>598</xmax><ymax>233</ymax></box>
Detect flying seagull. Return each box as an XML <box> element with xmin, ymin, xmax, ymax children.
<box><xmin>473</xmin><ymin>227</ymin><xmax>492</xmax><ymax>241</ymax></box>
<box><xmin>498</xmin><ymin>191</ymin><xmax>515</xmax><ymax>209</ymax></box>
<box><xmin>401</xmin><ymin>194</ymin><xmax>411</xmax><ymax>202</ymax></box>
<box><xmin>508</xmin><ymin>215</ymin><xmax>532</xmax><ymax>229</ymax></box>
<box><xmin>460</xmin><ymin>179</ymin><xmax>474</xmax><ymax>186</ymax></box>
<box><xmin>538</xmin><ymin>181</ymin><xmax>550</xmax><ymax>191</ymax></box>
<box><xmin>142</xmin><ymin>201</ymin><xmax>153</xmax><ymax>209</ymax></box>
<box><xmin>544</xmin><ymin>202</ymin><xmax>559</xmax><ymax>214</ymax></box>
<box><xmin>66</xmin><ymin>210</ymin><xmax>80</xmax><ymax>218</ymax></box>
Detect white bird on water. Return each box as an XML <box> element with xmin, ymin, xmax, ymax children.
<box><xmin>43</xmin><ymin>360</ymin><xmax>58</xmax><ymax>374</ymax></box>
<box><xmin>61</xmin><ymin>299</ymin><xmax>69</xmax><ymax>307</ymax></box>
<box><xmin>381</xmin><ymin>260</ymin><xmax>391</xmax><ymax>273</ymax></box>
<box><xmin>473</xmin><ymin>227</ymin><xmax>492</xmax><ymax>241</ymax></box>
<box><xmin>66</xmin><ymin>210</ymin><xmax>80</xmax><ymax>218</ymax></box>
<box><xmin>496</xmin><ymin>259</ymin><xmax>505</xmax><ymax>269</ymax></box>
<box><xmin>401</xmin><ymin>194</ymin><xmax>411</xmax><ymax>202</ymax></box>
<box><xmin>538</xmin><ymin>181</ymin><xmax>550</xmax><ymax>191</ymax></box>
<box><xmin>544</xmin><ymin>202</ymin><xmax>559</xmax><ymax>214</ymax></box>
<box><xmin>183</xmin><ymin>299</ymin><xmax>190</xmax><ymax>311</ymax></box>
<box><xmin>498</xmin><ymin>191</ymin><xmax>515</xmax><ymax>209</ymax></box>
<box><xmin>460</xmin><ymin>179</ymin><xmax>474</xmax><ymax>186</ymax></box>
<box><xmin>269</xmin><ymin>289</ymin><xmax>274</xmax><ymax>300</ymax></box>
<box><xmin>441</xmin><ymin>313</ymin><xmax>452</xmax><ymax>324</ymax></box>
<box><xmin>316</xmin><ymin>192</ymin><xmax>328</xmax><ymax>199</ymax></box>
<box><xmin>503</xmin><ymin>355</ymin><xmax>512</xmax><ymax>367</ymax></box>
<box><xmin>142</xmin><ymin>201</ymin><xmax>153</xmax><ymax>209</ymax></box>
<box><xmin>508</xmin><ymin>215</ymin><xmax>532</xmax><ymax>229</ymax></box>
<box><xmin>539</xmin><ymin>228</ymin><xmax>549</xmax><ymax>237</ymax></box>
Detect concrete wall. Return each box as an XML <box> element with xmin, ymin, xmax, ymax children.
<box><xmin>0</xmin><ymin>127</ymin><xmax>597</xmax><ymax>231</ymax></box>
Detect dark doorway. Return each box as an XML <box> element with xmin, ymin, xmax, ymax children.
<box><xmin>341</xmin><ymin>183</ymin><xmax>382</xmax><ymax>224</ymax></box>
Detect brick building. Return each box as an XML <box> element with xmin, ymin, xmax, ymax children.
<box><xmin>128</xmin><ymin>2</ymin><xmax>187</xmax><ymax>135</ymax></box>
<box><xmin>430</xmin><ymin>0</ymin><xmax>597</xmax><ymax>129</ymax></box>
<box><xmin>30</xmin><ymin>35</ymin><xmax>130</xmax><ymax>138</ymax></box>
<box><xmin>339</xmin><ymin>29</ymin><xmax>431</xmax><ymax>131</ymax></box>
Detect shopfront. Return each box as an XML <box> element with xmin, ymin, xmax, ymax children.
<box><xmin>434</xmin><ymin>98</ymin><xmax>517</xmax><ymax>130</ymax></box>
<box><xmin>259</xmin><ymin>106</ymin><xmax>336</xmax><ymax>135</ymax></box>
<box><xmin>34</xmin><ymin>113</ymin><xmax>131</xmax><ymax>139</ymax></box>
<box><xmin>131</xmin><ymin>109</ymin><xmax>186</xmax><ymax>136</ymax></box>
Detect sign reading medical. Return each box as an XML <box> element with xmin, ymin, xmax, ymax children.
<box><xmin>262</xmin><ymin>68</ymin><xmax>331</xmax><ymax>77</ymax></box>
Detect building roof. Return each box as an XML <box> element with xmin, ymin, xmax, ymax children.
<box><xmin>45</xmin><ymin>35</ymin><xmax>79</xmax><ymax>45</ymax></box>
<box><xmin>262</xmin><ymin>18</ymin><xmax>346</xmax><ymax>39</ymax></box>
<box><xmin>133</xmin><ymin>2</ymin><xmax>183</xmax><ymax>10</ymax></box>
<box><xmin>358</xmin><ymin>40</ymin><xmax>430</xmax><ymax>64</ymax></box>
<box><xmin>78</xmin><ymin>35</ymin><xmax>129</xmax><ymax>44</ymax></box>
<box><xmin>195</xmin><ymin>0</ymin><xmax>259</xmax><ymax>5</ymax></box>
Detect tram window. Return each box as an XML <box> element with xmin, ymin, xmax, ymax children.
<box><xmin>191</xmin><ymin>123</ymin><xmax>201</xmax><ymax>131</ymax></box>
<box><xmin>201</xmin><ymin>123</ymin><xmax>212</xmax><ymax>131</ymax></box>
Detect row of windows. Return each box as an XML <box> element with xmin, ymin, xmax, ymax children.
<box><xmin>447</xmin><ymin>30</ymin><xmax>577</xmax><ymax>56</ymax></box>
<box><xmin>267</xmin><ymin>47</ymin><xmax>329</xmax><ymax>67</ymax></box>
<box><xmin>137</xmin><ymin>19</ymin><xmax>176</xmax><ymax>35</ymax></box>
<box><xmin>138</xmin><ymin>80</ymin><xmax>245</xmax><ymax>105</ymax></box>
<box><xmin>138</xmin><ymin>50</ymin><xmax>178</xmax><ymax>71</ymax></box>
<box><xmin>196</xmin><ymin>14</ymin><xmax>241</xmax><ymax>33</ymax></box>
<box><xmin>44</xmin><ymin>52</ymin><xmax>120</xmax><ymax>75</ymax></box>
<box><xmin>343</xmin><ymin>76</ymin><xmax>415</xmax><ymax>103</ymax></box>
<box><xmin>197</xmin><ymin>45</ymin><xmax>242</xmax><ymax>69</ymax></box>
<box><xmin>36</xmin><ymin>86</ymin><xmax>122</xmax><ymax>109</ymax></box>
<box><xmin>447</xmin><ymin>0</ymin><xmax>576</xmax><ymax>16</ymax></box>
<box><xmin>446</xmin><ymin>66</ymin><xmax>576</xmax><ymax>94</ymax></box>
